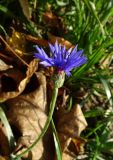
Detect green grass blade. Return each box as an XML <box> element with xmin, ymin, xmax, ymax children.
<box><xmin>52</xmin><ymin>119</ymin><xmax>62</xmax><ymax>160</ymax></box>
<box><xmin>101</xmin><ymin>7</ymin><xmax>113</xmax><ymax>25</ymax></box>
<box><xmin>97</xmin><ymin>72</ymin><xmax>113</xmax><ymax>107</ymax></box>
<box><xmin>0</xmin><ymin>24</ymin><xmax>8</xmax><ymax>37</ymax></box>
<box><xmin>0</xmin><ymin>4</ymin><xmax>15</xmax><ymax>17</ymax></box>
<box><xmin>83</xmin><ymin>0</ymin><xmax>105</xmax><ymax>37</ymax></box>
<box><xmin>0</xmin><ymin>105</ymin><xmax>16</xmax><ymax>150</ymax></box>
<box><xmin>84</xmin><ymin>108</ymin><xmax>104</xmax><ymax>118</ymax></box>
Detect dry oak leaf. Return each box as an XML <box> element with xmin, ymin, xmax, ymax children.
<box><xmin>60</xmin><ymin>137</ymin><xmax>86</xmax><ymax>160</ymax></box>
<box><xmin>0</xmin><ymin>59</ymin><xmax>38</xmax><ymax>102</ymax></box>
<box><xmin>57</xmin><ymin>104</ymin><xmax>87</xmax><ymax>138</ymax></box>
<box><xmin>6</xmin><ymin>72</ymin><xmax>53</xmax><ymax>160</ymax></box>
<box><xmin>56</xmin><ymin>104</ymin><xmax>87</xmax><ymax>160</ymax></box>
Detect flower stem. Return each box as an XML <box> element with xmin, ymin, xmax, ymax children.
<box><xmin>11</xmin><ymin>87</ymin><xmax>58</xmax><ymax>160</ymax></box>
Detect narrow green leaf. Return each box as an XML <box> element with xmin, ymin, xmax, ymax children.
<box><xmin>56</xmin><ymin>0</ymin><xmax>69</xmax><ymax>6</ymax></box>
<box><xmin>52</xmin><ymin>120</ymin><xmax>62</xmax><ymax>160</ymax></box>
<box><xmin>0</xmin><ymin>4</ymin><xmax>14</xmax><ymax>17</ymax></box>
<box><xmin>101</xmin><ymin>142</ymin><xmax>113</xmax><ymax>151</ymax></box>
<box><xmin>97</xmin><ymin>72</ymin><xmax>113</xmax><ymax>107</ymax></box>
<box><xmin>0</xmin><ymin>24</ymin><xmax>8</xmax><ymax>37</ymax></box>
<box><xmin>101</xmin><ymin>7</ymin><xmax>113</xmax><ymax>25</ymax></box>
<box><xmin>84</xmin><ymin>108</ymin><xmax>104</xmax><ymax>118</ymax></box>
<box><xmin>0</xmin><ymin>105</ymin><xmax>16</xmax><ymax>150</ymax></box>
<box><xmin>83</xmin><ymin>0</ymin><xmax>106</xmax><ymax>38</ymax></box>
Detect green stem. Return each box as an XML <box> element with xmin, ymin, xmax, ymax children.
<box><xmin>11</xmin><ymin>87</ymin><xmax>58</xmax><ymax>159</ymax></box>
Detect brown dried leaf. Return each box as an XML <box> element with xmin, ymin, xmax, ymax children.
<box><xmin>56</xmin><ymin>104</ymin><xmax>87</xmax><ymax>159</ymax></box>
<box><xmin>6</xmin><ymin>72</ymin><xmax>53</xmax><ymax>160</ymax></box>
<box><xmin>59</xmin><ymin>138</ymin><xmax>86</xmax><ymax>160</ymax></box>
<box><xmin>0</xmin><ymin>59</ymin><xmax>38</xmax><ymax>102</ymax></box>
<box><xmin>25</xmin><ymin>34</ymin><xmax>49</xmax><ymax>47</ymax></box>
<box><xmin>43</xmin><ymin>7</ymin><xmax>67</xmax><ymax>35</ymax></box>
<box><xmin>25</xmin><ymin>33</ymin><xmax>74</xmax><ymax>49</ymax></box>
<box><xmin>43</xmin><ymin>11</ymin><xmax>62</xmax><ymax>28</ymax></box>
<box><xmin>0</xmin><ymin>68</ymin><xmax>24</xmax><ymax>93</ymax></box>
<box><xmin>0</xmin><ymin>59</ymin><xmax>13</xmax><ymax>71</ymax></box>
<box><xmin>70</xmin><ymin>138</ymin><xmax>86</xmax><ymax>155</ymax></box>
<box><xmin>48</xmin><ymin>33</ymin><xmax>75</xmax><ymax>49</ymax></box>
<box><xmin>57</xmin><ymin>104</ymin><xmax>87</xmax><ymax>138</ymax></box>
<box><xmin>0</xmin><ymin>156</ymin><xmax>9</xmax><ymax>160</ymax></box>
<box><xmin>19</xmin><ymin>0</ymin><xmax>31</xmax><ymax>21</ymax></box>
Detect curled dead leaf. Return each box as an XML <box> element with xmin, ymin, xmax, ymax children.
<box><xmin>0</xmin><ymin>59</ymin><xmax>38</xmax><ymax>102</ymax></box>
<box><xmin>70</xmin><ymin>138</ymin><xmax>86</xmax><ymax>155</ymax></box>
<box><xmin>56</xmin><ymin>104</ymin><xmax>87</xmax><ymax>160</ymax></box>
<box><xmin>6</xmin><ymin>72</ymin><xmax>53</xmax><ymax>160</ymax></box>
<box><xmin>57</xmin><ymin>104</ymin><xmax>87</xmax><ymax>138</ymax></box>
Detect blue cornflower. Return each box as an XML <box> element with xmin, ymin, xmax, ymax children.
<box><xmin>34</xmin><ymin>41</ymin><xmax>87</xmax><ymax>76</ymax></box>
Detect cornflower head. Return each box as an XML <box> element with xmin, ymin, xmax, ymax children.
<box><xmin>34</xmin><ymin>41</ymin><xmax>87</xmax><ymax>77</ymax></box>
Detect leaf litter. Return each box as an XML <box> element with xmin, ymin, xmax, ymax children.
<box><xmin>55</xmin><ymin>104</ymin><xmax>87</xmax><ymax>160</ymax></box>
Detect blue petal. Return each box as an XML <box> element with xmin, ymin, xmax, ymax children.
<box><xmin>35</xmin><ymin>46</ymin><xmax>49</xmax><ymax>59</ymax></box>
<box><xmin>35</xmin><ymin>46</ymin><xmax>42</xmax><ymax>54</ymax></box>
<box><xmin>49</xmin><ymin>43</ymin><xmax>56</xmax><ymax>56</ymax></box>
<box><xmin>40</xmin><ymin>61</ymin><xmax>53</xmax><ymax>67</ymax></box>
<box><xmin>41</xmin><ymin>48</ymin><xmax>49</xmax><ymax>59</ymax></box>
<box><xmin>70</xmin><ymin>50</ymin><xmax>83</xmax><ymax>60</ymax></box>
<box><xmin>65</xmin><ymin>47</ymin><xmax>73</xmax><ymax>59</ymax></box>
<box><xmin>54</xmin><ymin>40</ymin><xmax>59</xmax><ymax>53</ymax></box>
<box><xmin>61</xmin><ymin>45</ymin><xmax>66</xmax><ymax>55</ymax></box>
<box><xmin>34</xmin><ymin>53</ymin><xmax>46</xmax><ymax>61</ymax></box>
<box><xmin>64</xmin><ymin>56</ymin><xmax>87</xmax><ymax>71</ymax></box>
<box><xmin>65</xmin><ymin>70</ymin><xmax>71</xmax><ymax>76</ymax></box>
<box><xmin>71</xmin><ymin>45</ymin><xmax>78</xmax><ymax>55</ymax></box>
